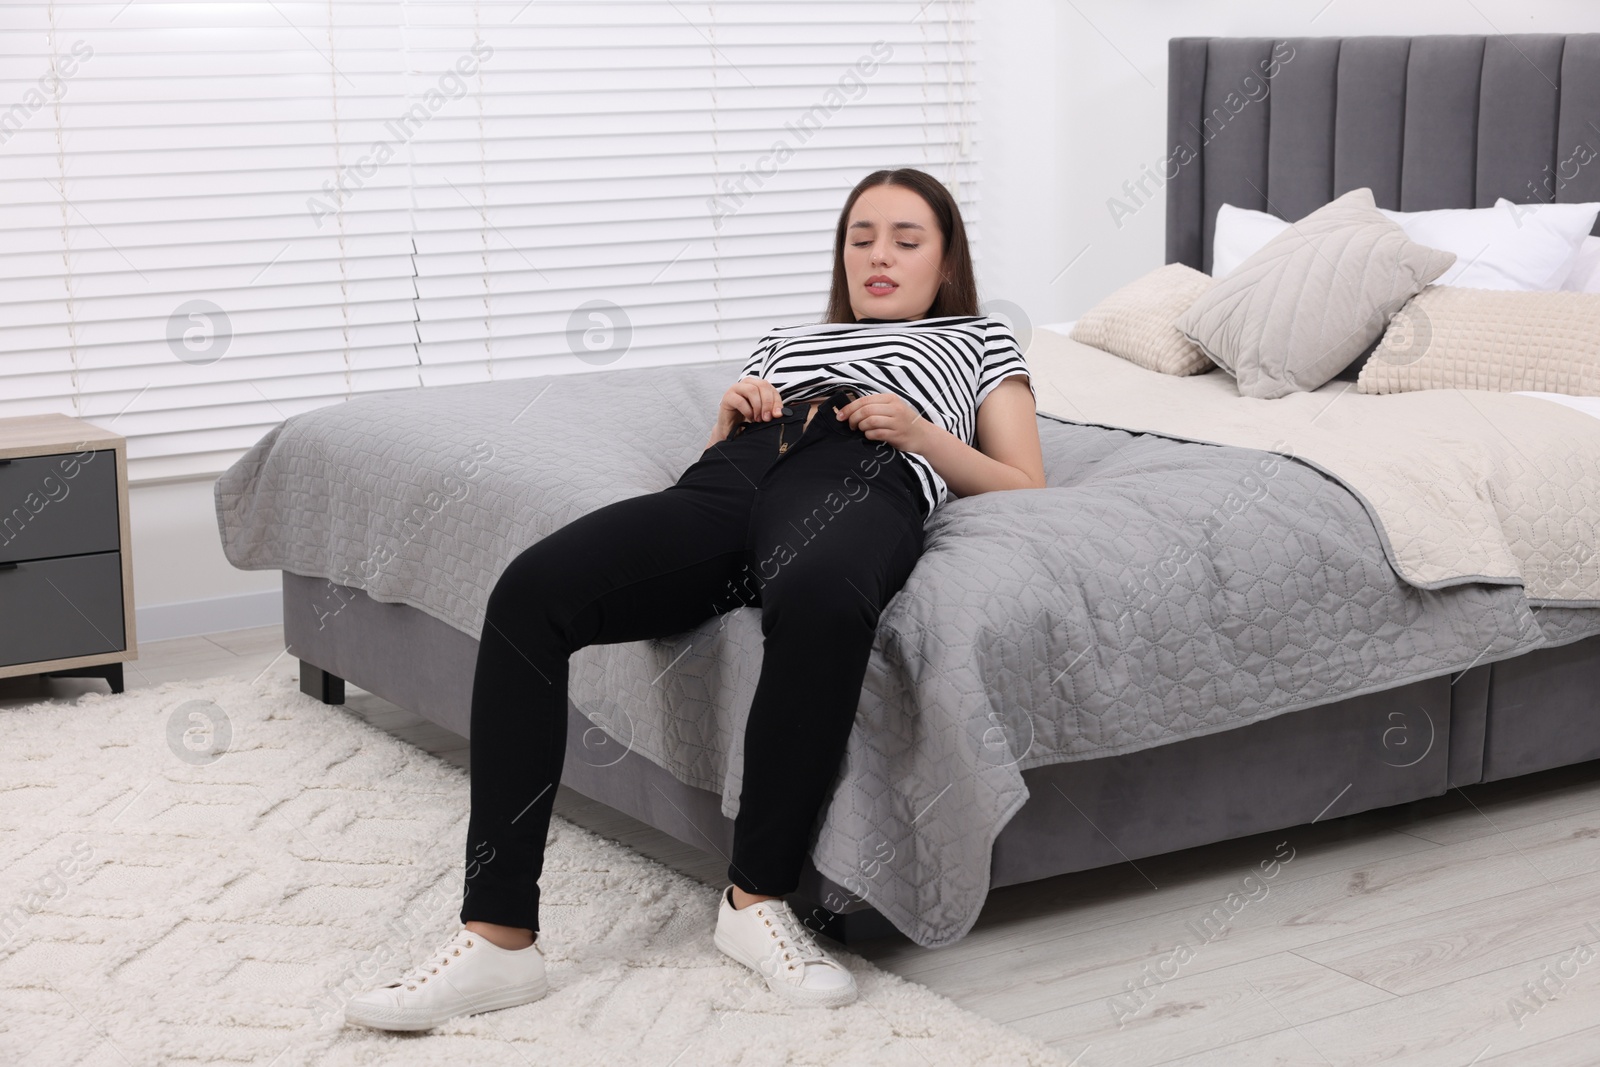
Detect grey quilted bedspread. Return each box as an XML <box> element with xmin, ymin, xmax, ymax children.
<box><xmin>215</xmin><ymin>361</ymin><xmax>1599</xmax><ymax>947</ymax></box>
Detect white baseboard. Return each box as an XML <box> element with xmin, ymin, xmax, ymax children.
<box><xmin>136</xmin><ymin>587</ymin><xmax>283</xmax><ymax>643</ymax></box>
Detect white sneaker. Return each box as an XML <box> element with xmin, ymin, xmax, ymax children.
<box><xmin>342</xmin><ymin>927</ymin><xmax>548</xmax><ymax>1031</ymax></box>
<box><xmin>713</xmin><ymin>886</ymin><xmax>858</xmax><ymax>1008</ymax></box>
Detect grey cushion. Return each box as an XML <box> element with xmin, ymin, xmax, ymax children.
<box><xmin>1174</xmin><ymin>188</ymin><xmax>1455</xmax><ymax>398</ymax></box>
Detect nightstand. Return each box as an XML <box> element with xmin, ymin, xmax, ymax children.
<box><xmin>0</xmin><ymin>414</ymin><xmax>137</xmax><ymax>693</ymax></box>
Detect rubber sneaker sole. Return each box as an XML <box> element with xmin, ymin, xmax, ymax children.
<box><xmin>343</xmin><ymin>975</ymin><xmax>550</xmax><ymax>1032</ymax></box>
<box><xmin>713</xmin><ymin>925</ymin><xmax>857</xmax><ymax>1009</ymax></box>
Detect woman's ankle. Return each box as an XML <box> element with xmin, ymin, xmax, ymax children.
<box><xmin>729</xmin><ymin>886</ymin><xmax>780</xmax><ymax>910</ymax></box>
<box><xmin>464</xmin><ymin>920</ymin><xmax>536</xmax><ymax>949</ymax></box>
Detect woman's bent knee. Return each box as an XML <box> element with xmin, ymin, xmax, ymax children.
<box><xmin>484</xmin><ymin>540</ymin><xmax>585</xmax><ymax>637</ymax></box>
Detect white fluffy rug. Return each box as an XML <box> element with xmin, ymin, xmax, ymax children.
<box><xmin>0</xmin><ymin>672</ymin><xmax>1070</xmax><ymax>1066</ymax></box>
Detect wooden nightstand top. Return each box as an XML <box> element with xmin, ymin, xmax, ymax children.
<box><xmin>0</xmin><ymin>414</ymin><xmax>124</xmax><ymax>461</ymax></box>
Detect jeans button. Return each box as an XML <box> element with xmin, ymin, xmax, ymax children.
<box><xmin>781</xmin><ymin>405</ymin><xmax>793</xmax><ymax>416</ymax></box>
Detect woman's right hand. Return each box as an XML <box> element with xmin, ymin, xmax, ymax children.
<box><xmin>707</xmin><ymin>378</ymin><xmax>784</xmax><ymax>448</ymax></box>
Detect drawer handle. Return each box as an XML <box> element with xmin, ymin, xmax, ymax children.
<box><xmin>0</xmin><ymin>562</ymin><xmax>16</xmax><ymax>571</ymax></box>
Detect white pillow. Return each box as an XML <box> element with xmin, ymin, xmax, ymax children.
<box><xmin>1563</xmin><ymin>235</ymin><xmax>1600</xmax><ymax>294</ymax></box>
<box><xmin>1379</xmin><ymin>199</ymin><xmax>1598</xmax><ymax>290</ymax></box>
<box><xmin>1210</xmin><ymin>203</ymin><xmax>1292</xmax><ymax>279</ymax></box>
<box><xmin>1210</xmin><ymin>199</ymin><xmax>1600</xmax><ymax>290</ymax></box>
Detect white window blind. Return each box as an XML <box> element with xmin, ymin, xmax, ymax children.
<box><xmin>1</xmin><ymin>0</ymin><xmax>979</xmax><ymax>482</ymax></box>
<box><xmin>1</xmin><ymin>2</ymin><xmax>423</xmax><ymax>482</ymax></box>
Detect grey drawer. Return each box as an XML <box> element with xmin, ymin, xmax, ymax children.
<box><xmin>0</xmin><ymin>551</ymin><xmax>125</xmax><ymax>668</ymax></box>
<box><xmin>0</xmin><ymin>450</ymin><xmax>119</xmax><ymax>564</ymax></box>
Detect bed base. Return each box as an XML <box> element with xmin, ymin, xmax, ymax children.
<box><xmin>281</xmin><ymin>572</ymin><xmax>1600</xmax><ymax>946</ymax></box>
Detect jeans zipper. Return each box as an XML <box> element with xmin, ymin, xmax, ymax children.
<box><xmin>777</xmin><ymin>420</ymin><xmax>789</xmax><ymax>454</ymax></box>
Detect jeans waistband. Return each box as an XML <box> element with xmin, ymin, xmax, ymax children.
<box><xmin>738</xmin><ymin>386</ymin><xmax>861</xmax><ymax>431</ymax></box>
<box><xmin>779</xmin><ymin>386</ymin><xmax>860</xmax><ymax>419</ymax></box>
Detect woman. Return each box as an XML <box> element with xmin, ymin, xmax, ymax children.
<box><xmin>344</xmin><ymin>167</ymin><xmax>1046</xmax><ymax>1030</ymax></box>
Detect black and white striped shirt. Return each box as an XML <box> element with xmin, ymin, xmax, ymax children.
<box><xmin>737</xmin><ymin>314</ymin><xmax>1036</xmax><ymax>522</ymax></box>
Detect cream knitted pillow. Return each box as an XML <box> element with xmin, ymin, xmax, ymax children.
<box><xmin>1357</xmin><ymin>286</ymin><xmax>1600</xmax><ymax>395</ymax></box>
<box><xmin>1070</xmin><ymin>263</ymin><xmax>1217</xmax><ymax>375</ymax></box>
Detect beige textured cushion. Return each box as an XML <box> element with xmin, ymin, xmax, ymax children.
<box><xmin>1357</xmin><ymin>286</ymin><xmax>1600</xmax><ymax>395</ymax></box>
<box><xmin>1175</xmin><ymin>188</ymin><xmax>1457</xmax><ymax>399</ymax></box>
<box><xmin>1070</xmin><ymin>264</ymin><xmax>1217</xmax><ymax>375</ymax></box>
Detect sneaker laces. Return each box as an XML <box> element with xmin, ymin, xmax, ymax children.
<box><xmin>392</xmin><ymin>928</ymin><xmax>475</xmax><ymax>992</ymax></box>
<box><xmin>762</xmin><ymin>899</ymin><xmax>832</xmax><ymax>971</ymax></box>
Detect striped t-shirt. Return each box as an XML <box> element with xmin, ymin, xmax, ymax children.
<box><xmin>737</xmin><ymin>314</ymin><xmax>1036</xmax><ymax>523</ymax></box>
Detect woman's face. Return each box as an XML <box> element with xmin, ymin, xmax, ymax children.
<box><xmin>843</xmin><ymin>184</ymin><xmax>945</xmax><ymax>321</ymax></box>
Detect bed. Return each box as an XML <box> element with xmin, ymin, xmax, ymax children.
<box><xmin>216</xmin><ymin>32</ymin><xmax>1600</xmax><ymax>949</ymax></box>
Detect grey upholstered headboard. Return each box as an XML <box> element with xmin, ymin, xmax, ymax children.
<box><xmin>1166</xmin><ymin>35</ymin><xmax>1600</xmax><ymax>274</ymax></box>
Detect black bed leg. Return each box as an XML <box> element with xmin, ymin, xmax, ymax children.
<box><xmin>790</xmin><ymin>894</ymin><xmax>900</xmax><ymax>947</ymax></box>
<box><xmin>300</xmin><ymin>661</ymin><xmax>345</xmax><ymax>705</ymax></box>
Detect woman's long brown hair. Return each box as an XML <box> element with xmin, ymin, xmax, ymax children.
<box><xmin>822</xmin><ymin>168</ymin><xmax>980</xmax><ymax>324</ymax></box>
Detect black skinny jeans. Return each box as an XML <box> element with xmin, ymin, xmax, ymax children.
<box><xmin>459</xmin><ymin>386</ymin><xmax>928</xmax><ymax>932</ymax></box>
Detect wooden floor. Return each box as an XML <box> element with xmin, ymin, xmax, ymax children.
<box><xmin>8</xmin><ymin>626</ymin><xmax>1600</xmax><ymax>1065</ymax></box>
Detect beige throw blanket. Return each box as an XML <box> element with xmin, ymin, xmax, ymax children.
<box><xmin>1028</xmin><ymin>329</ymin><xmax>1600</xmax><ymax>605</ymax></box>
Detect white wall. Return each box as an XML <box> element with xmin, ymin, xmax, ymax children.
<box><xmin>132</xmin><ymin>0</ymin><xmax>1600</xmax><ymax>637</ymax></box>
<box><xmin>130</xmin><ymin>479</ymin><xmax>280</xmax><ymax>641</ymax></box>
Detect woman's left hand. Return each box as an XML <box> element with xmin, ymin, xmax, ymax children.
<box><xmin>834</xmin><ymin>391</ymin><xmax>933</xmax><ymax>452</ymax></box>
